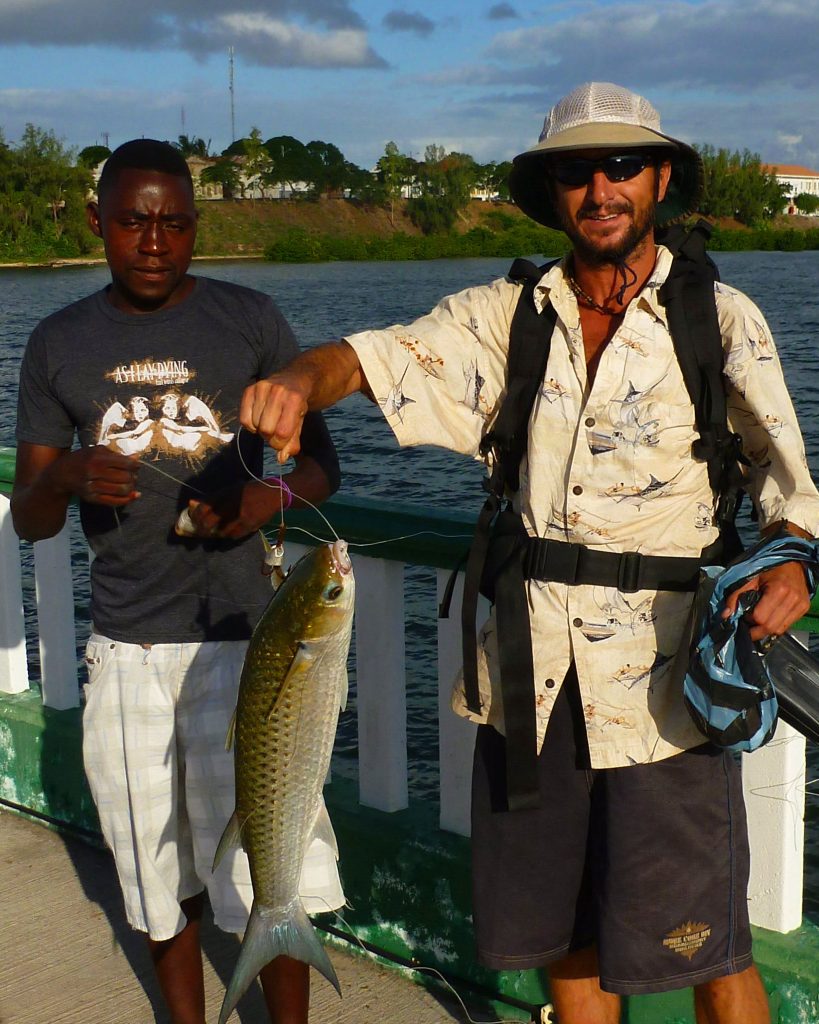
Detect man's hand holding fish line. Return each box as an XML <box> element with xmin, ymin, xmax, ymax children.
<box><xmin>12</xmin><ymin>443</ymin><xmax>141</xmax><ymax>542</ymax></box>
<box><xmin>240</xmin><ymin>340</ymin><xmax>370</xmax><ymax>463</ymax></box>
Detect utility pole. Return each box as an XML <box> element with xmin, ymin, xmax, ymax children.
<box><xmin>229</xmin><ymin>46</ymin><xmax>236</xmax><ymax>143</ymax></box>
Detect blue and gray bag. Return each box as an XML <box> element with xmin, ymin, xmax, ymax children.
<box><xmin>684</xmin><ymin>534</ymin><xmax>819</xmax><ymax>752</ymax></box>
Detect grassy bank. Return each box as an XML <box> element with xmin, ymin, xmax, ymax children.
<box><xmin>3</xmin><ymin>197</ymin><xmax>819</xmax><ymax>265</ymax></box>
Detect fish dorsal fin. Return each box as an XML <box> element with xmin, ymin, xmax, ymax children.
<box><xmin>225</xmin><ymin>707</ymin><xmax>237</xmax><ymax>752</ymax></box>
<box><xmin>268</xmin><ymin>641</ymin><xmax>318</xmax><ymax>723</ymax></box>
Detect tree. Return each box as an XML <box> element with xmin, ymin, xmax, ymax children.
<box><xmin>794</xmin><ymin>192</ymin><xmax>819</xmax><ymax>215</ymax></box>
<box><xmin>407</xmin><ymin>145</ymin><xmax>475</xmax><ymax>233</ymax></box>
<box><xmin>13</xmin><ymin>124</ymin><xmax>92</xmax><ymax>238</ymax></box>
<box><xmin>242</xmin><ymin>127</ymin><xmax>273</xmax><ymax>201</ymax></box>
<box><xmin>199</xmin><ymin>158</ymin><xmax>241</xmax><ymax>200</ymax></box>
<box><xmin>173</xmin><ymin>134</ymin><xmax>211</xmax><ymax>158</ymax></box>
<box><xmin>344</xmin><ymin>161</ymin><xmax>386</xmax><ymax>205</ymax></box>
<box><xmin>303</xmin><ymin>140</ymin><xmax>348</xmax><ymax>197</ymax></box>
<box><xmin>263</xmin><ymin>135</ymin><xmax>311</xmax><ymax>196</ymax></box>
<box><xmin>78</xmin><ymin>144</ymin><xmax>111</xmax><ymax>169</ymax></box>
<box><xmin>377</xmin><ymin>141</ymin><xmax>413</xmax><ymax>225</ymax></box>
<box><xmin>697</xmin><ymin>145</ymin><xmax>788</xmax><ymax>225</ymax></box>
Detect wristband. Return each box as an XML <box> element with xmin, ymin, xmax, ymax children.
<box><xmin>263</xmin><ymin>476</ymin><xmax>293</xmax><ymax>510</ymax></box>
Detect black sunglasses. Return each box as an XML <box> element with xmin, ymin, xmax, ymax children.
<box><xmin>551</xmin><ymin>153</ymin><xmax>655</xmax><ymax>187</ymax></box>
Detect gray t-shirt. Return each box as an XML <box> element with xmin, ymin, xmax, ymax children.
<box><xmin>17</xmin><ymin>276</ymin><xmax>302</xmax><ymax>643</ymax></box>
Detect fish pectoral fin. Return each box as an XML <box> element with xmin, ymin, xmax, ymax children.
<box><xmin>339</xmin><ymin>669</ymin><xmax>349</xmax><ymax>713</ymax></box>
<box><xmin>268</xmin><ymin>642</ymin><xmax>318</xmax><ymax>722</ymax></box>
<box><xmin>213</xmin><ymin>811</ymin><xmax>242</xmax><ymax>871</ymax></box>
<box><xmin>213</xmin><ymin>809</ymin><xmax>259</xmax><ymax>871</ymax></box>
<box><xmin>225</xmin><ymin>707</ymin><xmax>237</xmax><ymax>752</ymax></box>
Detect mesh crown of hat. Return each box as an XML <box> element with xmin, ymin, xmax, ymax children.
<box><xmin>540</xmin><ymin>82</ymin><xmax>662</xmax><ymax>143</ymax></box>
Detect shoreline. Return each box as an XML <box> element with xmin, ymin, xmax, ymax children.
<box><xmin>0</xmin><ymin>253</ymin><xmax>267</xmax><ymax>270</ymax></box>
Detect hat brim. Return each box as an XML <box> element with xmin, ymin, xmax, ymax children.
<box><xmin>508</xmin><ymin>123</ymin><xmax>703</xmax><ymax>230</ymax></box>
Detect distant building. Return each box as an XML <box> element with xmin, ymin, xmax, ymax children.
<box><xmin>765</xmin><ymin>164</ymin><xmax>819</xmax><ymax>214</ymax></box>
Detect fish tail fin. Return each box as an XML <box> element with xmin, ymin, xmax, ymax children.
<box><xmin>218</xmin><ymin>900</ymin><xmax>340</xmax><ymax>1024</ymax></box>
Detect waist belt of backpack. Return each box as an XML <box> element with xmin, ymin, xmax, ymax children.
<box><xmin>523</xmin><ymin>537</ymin><xmax>705</xmax><ymax>592</ymax></box>
<box><xmin>461</xmin><ymin>528</ymin><xmax>725</xmax><ymax>814</ymax></box>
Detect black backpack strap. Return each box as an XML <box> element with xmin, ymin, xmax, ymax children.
<box><xmin>458</xmin><ymin>259</ymin><xmax>557</xmax><ymax>810</ymax></box>
<box><xmin>658</xmin><ymin>221</ymin><xmax>746</xmax><ymax>558</ymax></box>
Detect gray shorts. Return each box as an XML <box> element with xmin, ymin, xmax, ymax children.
<box><xmin>82</xmin><ymin>635</ymin><xmax>344</xmax><ymax>941</ymax></box>
<box><xmin>470</xmin><ymin>666</ymin><xmax>753</xmax><ymax>995</ymax></box>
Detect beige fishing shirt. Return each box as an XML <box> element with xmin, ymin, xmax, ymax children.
<box><xmin>345</xmin><ymin>246</ymin><xmax>819</xmax><ymax>767</ymax></box>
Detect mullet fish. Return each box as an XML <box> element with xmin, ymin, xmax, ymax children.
<box><xmin>214</xmin><ymin>539</ymin><xmax>355</xmax><ymax>1024</ymax></box>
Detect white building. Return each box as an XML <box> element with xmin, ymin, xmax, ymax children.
<box><xmin>766</xmin><ymin>164</ymin><xmax>819</xmax><ymax>214</ymax></box>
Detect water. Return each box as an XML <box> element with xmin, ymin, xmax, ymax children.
<box><xmin>4</xmin><ymin>251</ymin><xmax>819</xmax><ymax>909</ymax></box>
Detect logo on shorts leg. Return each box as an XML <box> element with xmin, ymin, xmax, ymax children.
<box><xmin>662</xmin><ymin>921</ymin><xmax>712</xmax><ymax>960</ymax></box>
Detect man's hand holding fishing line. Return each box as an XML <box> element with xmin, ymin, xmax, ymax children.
<box><xmin>240</xmin><ymin>340</ymin><xmax>369</xmax><ymax>460</ymax></box>
<box><xmin>12</xmin><ymin>442</ymin><xmax>141</xmax><ymax>542</ymax></box>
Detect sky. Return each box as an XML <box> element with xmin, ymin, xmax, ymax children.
<box><xmin>2</xmin><ymin>0</ymin><xmax>819</xmax><ymax>172</ymax></box>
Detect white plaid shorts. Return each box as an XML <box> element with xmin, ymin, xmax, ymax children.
<box><xmin>82</xmin><ymin>634</ymin><xmax>345</xmax><ymax>941</ymax></box>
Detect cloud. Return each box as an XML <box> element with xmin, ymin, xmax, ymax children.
<box><xmin>0</xmin><ymin>0</ymin><xmax>386</xmax><ymax>67</ymax></box>
<box><xmin>217</xmin><ymin>15</ymin><xmax>386</xmax><ymax>68</ymax></box>
<box><xmin>482</xmin><ymin>0</ymin><xmax>818</xmax><ymax>93</ymax></box>
<box><xmin>487</xmin><ymin>3</ymin><xmax>519</xmax><ymax>19</ymax></box>
<box><xmin>382</xmin><ymin>10</ymin><xmax>436</xmax><ymax>36</ymax></box>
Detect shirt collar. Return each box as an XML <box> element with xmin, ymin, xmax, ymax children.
<box><xmin>532</xmin><ymin>244</ymin><xmax>675</xmax><ymax>326</ymax></box>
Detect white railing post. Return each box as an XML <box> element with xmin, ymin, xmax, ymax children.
<box><xmin>743</xmin><ymin>631</ymin><xmax>808</xmax><ymax>933</ymax></box>
<box><xmin>0</xmin><ymin>495</ymin><xmax>29</xmax><ymax>695</ymax></box>
<box><xmin>437</xmin><ymin>569</ymin><xmax>478</xmax><ymax>837</ymax></box>
<box><xmin>353</xmin><ymin>554</ymin><xmax>408</xmax><ymax>812</ymax></box>
<box><xmin>33</xmin><ymin>524</ymin><xmax>79</xmax><ymax>710</ymax></box>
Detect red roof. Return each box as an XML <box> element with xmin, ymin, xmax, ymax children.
<box><xmin>764</xmin><ymin>163</ymin><xmax>819</xmax><ymax>177</ymax></box>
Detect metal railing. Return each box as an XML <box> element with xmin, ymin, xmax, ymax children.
<box><xmin>1</xmin><ymin>445</ymin><xmax>816</xmax><ymax>934</ymax></box>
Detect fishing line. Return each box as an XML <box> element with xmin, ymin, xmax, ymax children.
<box><xmin>235</xmin><ymin>425</ymin><xmax>340</xmax><ymax>542</ymax></box>
<box><xmin>119</xmin><ymin>430</ymin><xmax>473</xmax><ymax>561</ymax></box>
<box><xmin>308</xmin><ymin>899</ymin><xmax>539</xmax><ymax>1024</ymax></box>
<box><xmin>234</xmin><ymin>426</ymin><xmax>473</xmax><ymax>552</ymax></box>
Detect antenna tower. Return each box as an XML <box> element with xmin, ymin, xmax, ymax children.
<box><xmin>229</xmin><ymin>46</ymin><xmax>236</xmax><ymax>143</ymax></box>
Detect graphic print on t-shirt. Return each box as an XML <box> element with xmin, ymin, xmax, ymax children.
<box><xmin>94</xmin><ymin>356</ymin><xmax>234</xmax><ymax>464</ymax></box>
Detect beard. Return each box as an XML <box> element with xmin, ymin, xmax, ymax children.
<box><xmin>557</xmin><ymin>197</ymin><xmax>657</xmax><ymax>268</ymax></box>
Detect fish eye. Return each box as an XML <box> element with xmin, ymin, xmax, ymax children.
<box><xmin>325</xmin><ymin>584</ymin><xmax>344</xmax><ymax>601</ymax></box>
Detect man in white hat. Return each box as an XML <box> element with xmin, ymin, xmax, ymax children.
<box><xmin>237</xmin><ymin>83</ymin><xmax>819</xmax><ymax>1023</ymax></box>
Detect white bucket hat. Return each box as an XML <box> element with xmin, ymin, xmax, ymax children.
<box><xmin>508</xmin><ymin>82</ymin><xmax>703</xmax><ymax>229</ymax></box>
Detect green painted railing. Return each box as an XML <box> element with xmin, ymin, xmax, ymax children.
<box><xmin>3</xmin><ymin>444</ymin><xmax>818</xmax><ymax>631</ymax></box>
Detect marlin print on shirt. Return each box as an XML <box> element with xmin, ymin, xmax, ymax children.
<box><xmin>610</xmin><ymin>651</ymin><xmax>674</xmax><ymax>691</ymax></box>
<box><xmin>579</xmin><ymin>590</ymin><xmax>657</xmax><ymax>643</ymax></box>
<box><xmin>540</xmin><ymin>377</ymin><xmax>570</xmax><ymax>403</ymax></box>
<box><xmin>463</xmin><ymin>359</ymin><xmax>485</xmax><ymax>414</ymax></box>
<box><xmin>600</xmin><ymin>470</ymin><xmax>682</xmax><ymax>508</ymax></box>
<box><xmin>381</xmin><ymin>364</ymin><xmax>415</xmax><ymax>422</ymax></box>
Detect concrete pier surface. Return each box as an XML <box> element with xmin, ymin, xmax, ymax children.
<box><xmin>0</xmin><ymin>809</ymin><xmax>504</xmax><ymax>1024</ymax></box>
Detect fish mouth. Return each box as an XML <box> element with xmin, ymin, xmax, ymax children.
<box><xmin>330</xmin><ymin>539</ymin><xmax>352</xmax><ymax>575</ymax></box>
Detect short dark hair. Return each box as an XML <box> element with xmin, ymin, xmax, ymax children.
<box><xmin>97</xmin><ymin>139</ymin><xmax>193</xmax><ymax>205</ymax></box>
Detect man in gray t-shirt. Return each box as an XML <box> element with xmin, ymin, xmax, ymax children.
<box><xmin>12</xmin><ymin>140</ymin><xmax>341</xmax><ymax>1024</ymax></box>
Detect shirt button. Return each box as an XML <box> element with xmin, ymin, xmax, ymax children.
<box><xmin>573</xmin><ymin>617</ymin><xmax>583</xmax><ymax>628</ymax></box>
<box><xmin>544</xmin><ymin>677</ymin><xmax>556</xmax><ymax>689</ymax></box>
<box><xmin>585</xmin><ymin>417</ymin><xmax>595</xmax><ymax>427</ymax></box>
<box><xmin>572</xmin><ymin>485</ymin><xmax>583</xmax><ymax>495</ymax></box>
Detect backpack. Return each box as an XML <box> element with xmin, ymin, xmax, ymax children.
<box><xmin>448</xmin><ymin>220</ymin><xmax>748</xmax><ymax>810</ymax></box>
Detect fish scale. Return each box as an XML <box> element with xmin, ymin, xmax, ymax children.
<box><xmin>214</xmin><ymin>540</ymin><xmax>355</xmax><ymax>1024</ymax></box>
